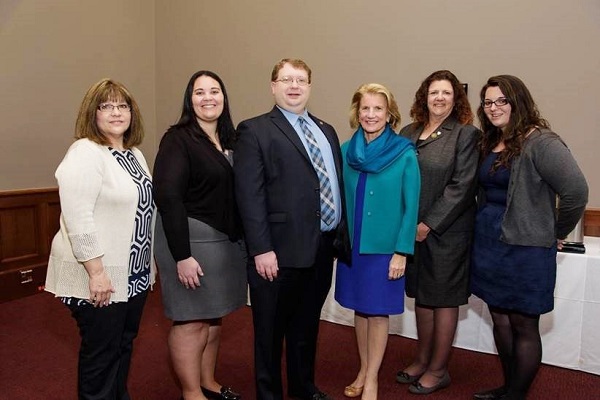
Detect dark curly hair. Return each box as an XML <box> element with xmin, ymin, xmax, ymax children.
<box><xmin>168</xmin><ymin>70</ymin><xmax>237</xmax><ymax>149</ymax></box>
<box><xmin>477</xmin><ymin>75</ymin><xmax>549</xmax><ymax>171</ymax></box>
<box><xmin>409</xmin><ymin>70</ymin><xmax>473</xmax><ymax>126</ymax></box>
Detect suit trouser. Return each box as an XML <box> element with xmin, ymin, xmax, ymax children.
<box><xmin>68</xmin><ymin>290</ymin><xmax>148</xmax><ymax>400</ymax></box>
<box><xmin>248</xmin><ymin>233</ymin><xmax>335</xmax><ymax>400</ymax></box>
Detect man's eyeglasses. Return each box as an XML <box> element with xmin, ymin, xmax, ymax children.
<box><xmin>481</xmin><ymin>98</ymin><xmax>509</xmax><ymax>108</ymax></box>
<box><xmin>274</xmin><ymin>76</ymin><xmax>310</xmax><ymax>86</ymax></box>
<box><xmin>98</xmin><ymin>103</ymin><xmax>131</xmax><ymax>113</ymax></box>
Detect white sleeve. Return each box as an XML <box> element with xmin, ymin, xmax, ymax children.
<box><xmin>55</xmin><ymin>141</ymin><xmax>105</xmax><ymax>262</ymax></box>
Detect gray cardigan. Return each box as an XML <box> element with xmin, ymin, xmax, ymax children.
<box><xmin>480</xmin><ymin>128</ymin><xmax>588</xmax><ymax>247</ymax></box>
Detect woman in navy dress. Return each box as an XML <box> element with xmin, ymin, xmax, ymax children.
<box><xmin>335</xmin><ymin>83</ymin><xmax>420</xmax><ymax>400</ymax></box>
<box><xmin>471</xmin><ymin>75</ymin><xmax>588</xmax><ymax>400</ymax></box>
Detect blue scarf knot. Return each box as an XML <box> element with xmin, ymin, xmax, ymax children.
<box><xmin>346</xmin><ymin>124</ymin><xmax>414</xmax><ymax>173</ymax></box>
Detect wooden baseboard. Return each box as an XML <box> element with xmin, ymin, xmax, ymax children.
<box><xmin>0</xmin><ymin>188</ymin><xmax>59</xmax><ymax>303</ymax></box>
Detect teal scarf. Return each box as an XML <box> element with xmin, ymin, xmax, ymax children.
<box><xmin>346</xmin><ymin>124</ymin><xmax>414</xmax><ymax>173</ymax></box>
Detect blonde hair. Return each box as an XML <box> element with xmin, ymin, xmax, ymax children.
<box><xmin>75</xmin><ymin>78</ymin><xmax>144</xmax><ymax>148</ymax></box>
<box><xmin>349</xmin><ymin>83</ymin><xmax>401</xmax><ymax>130</ymax></box>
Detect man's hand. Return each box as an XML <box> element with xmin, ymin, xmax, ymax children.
<box><xmin>255</xmin><ymin>251</ymin><xmax>278</xmax><ymax>281</ymax></box>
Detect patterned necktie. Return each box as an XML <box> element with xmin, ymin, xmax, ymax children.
<box><xmin>298</xmin><ymin>116</ymin><xmax>336</xmax><ymax>225</ymax></box>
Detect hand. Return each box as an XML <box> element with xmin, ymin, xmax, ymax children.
<box><xmin>254</xmin><ymin>251</ymin><xmax>278</xmax><ymax>281</ymax></box>
<box><xmin>557</xmin><ymin>239</ymin><xmax>565</xmax><ymax>250</ymax></box>
<box><xmin>416</xmin><ymin>222</ymin><xmax>431</xmax><ymax>242</ymax></box>
<box><xmin>88</xmin><ymin>270</ymin><xmax>115</xmax><ymax>307</ymax></box>
<box><xmin>388</xmin><ymin>253</ymin><xmax>406</xmax><ymax>280</ymax></box>
<box><xmin>177</xmin><ymin>257</ymin><xmax>204</xmax><ymax>289</ymax></box>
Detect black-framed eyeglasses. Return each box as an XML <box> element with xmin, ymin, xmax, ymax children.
<box><xmin>274</xmin><ymin>76</ymin><xmax>310</xmax><ymax>86</ymax></box>
<box><xmin>98</xmin><ymin>103</ymin><xmax>131</xmax><ymax>113</ymax></box>
<box><xmin>481</xmin><ymin>98</ymin><xmax>509</xmax><ymax>108</ymax></box>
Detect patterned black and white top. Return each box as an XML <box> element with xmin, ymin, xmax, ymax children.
<box><xmin>63</xmin><ymin>148</ymin><xmax>154</xmax><ymax>306</ymax></box>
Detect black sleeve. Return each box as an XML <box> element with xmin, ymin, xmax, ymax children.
<box><xmin>153</xmin><ymin>131</ymin><xmax>192</xmax><ymax>261</ymax></box>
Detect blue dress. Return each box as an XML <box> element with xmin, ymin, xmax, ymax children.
<box><xmin>335</xmin><ymin>173</ymin><xmax>405</xmax><ymax>315</ymax></box>
<box><xmin>471</xmin><ymin>152</ymin><xmax>557</xmax><ymax>315</ymax></box>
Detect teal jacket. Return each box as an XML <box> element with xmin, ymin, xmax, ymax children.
<box><xmin>341</xmin><ymin>140</ymin><xmax>420</xmax><ymax>255</ymax></box>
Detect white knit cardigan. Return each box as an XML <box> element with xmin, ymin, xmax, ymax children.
<box><xmin>45</xmin><ymin>138</ymin><xmax>156</xmax><ymax>302</ymax></box>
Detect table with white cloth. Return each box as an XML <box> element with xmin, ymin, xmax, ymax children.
<box><xmin>320</xmin><ymin>236</ymin><xmax>600</xmax><ymax>375</ymax></box>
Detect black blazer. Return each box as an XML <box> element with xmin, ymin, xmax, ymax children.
<box><xmin>234</xmin><ymin>106</ymin><xmax>345</xmax><ymax>268</ymax></box>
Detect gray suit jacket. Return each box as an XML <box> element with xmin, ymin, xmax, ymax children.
<box><xmin>400</xmin><ymin>116</ymin><xmax>480</xmax><ymax>234</ymax></box>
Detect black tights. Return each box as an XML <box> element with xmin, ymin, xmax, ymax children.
<box><xmin>489</xmin><ymin>306</ymin><xmax>542</xmax><ymax>400</ymax></box>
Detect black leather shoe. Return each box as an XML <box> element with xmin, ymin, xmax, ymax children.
<box><xmin>310</xmin><ymin>392</ymin><xmax>333</xmax><ymax>400</ymax></box>
<box><xmin>201</xmin><ymin>386</ymin><xmax>241</xmax><ymax>400</ymax></box>
<box><xmin>473</xmin><ymin>386</ymin><xmax>507</xmax><ymax>399</ymax></box>
<box><xmin>408</xmin><ymin>372</ymin><xmax>451</xmax><ymax>395</ymax></box>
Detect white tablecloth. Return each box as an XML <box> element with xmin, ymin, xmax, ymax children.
<box><xmin>320</xmin><ymin>236</ymin><xmax>600</xmax><ymax>375</ymax></box>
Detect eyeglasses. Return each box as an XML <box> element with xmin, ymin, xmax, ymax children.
<box><xmin>274</xmin><ymin>76</ymin><xmax>310</xmax><ymax>86</ymax></box>
<box><xmin>98</xmin><ymin>103</ymin><xmax>131</xmax><ymax>112</ymax></box>
<box><xmin>481</xmin><ymin>98</ymin><xmax>509</xmax><ymax>108</ymax></box>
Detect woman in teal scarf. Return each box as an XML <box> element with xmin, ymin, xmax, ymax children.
<box><xmin>335</xmin><ymin>83</ymin><xmax>420</xmax><ymax>400</ymax></box>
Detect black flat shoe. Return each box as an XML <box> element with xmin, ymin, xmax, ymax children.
<box><xmin>408</xmin><ymin>372</ymin><xmax>451</xmax><ymax>395</ymax></box>
<box><xmin>201</xmin><ymin>386</ymin><xmax>241</xmax><ymax>400</ymax></box>
<box><xmin>473</xmin><ymin>386</ymin><xmax>507</xmax><ymax>399</ymax></box>
<box><xmin>396</xmin><ymin>370</ymin><xmax>424</xmax><ymax>384</ymax></box>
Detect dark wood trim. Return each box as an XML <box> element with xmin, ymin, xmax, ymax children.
<box><xmin>0</xmin><ymin>188</ymin><xmax>59</xmax><ymax>303</ymax></box>
<box><xmin>584</xmin><ymin>208</ymin><xmax>600</xmax><ymax>237</ymax></box>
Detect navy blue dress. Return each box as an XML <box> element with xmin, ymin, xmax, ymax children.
<box><xmin>471</xmin><ymin>152</ymin><xmax>557</xmax><ymax>315</ymax></box>
<box><xmin>335</xmin><ymin>173</ymin><xmax>405</xmax><ymax>315</ymax></box>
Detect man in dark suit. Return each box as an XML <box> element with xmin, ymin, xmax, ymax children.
<box><xmin>234</xmin><ymin>59</ymin><xmax>343</xmax><ymax>400</ymax></box>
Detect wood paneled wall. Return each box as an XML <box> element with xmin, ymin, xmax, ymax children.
<box><xmin>0</xmin><ymin>189</ymin><xmax>599</xmax><ymax>303</ymax></box>
<box><xmin>0</xmin><ymin>188</ymin><xmax>60</xmax><ymax>303</ymax></box>
<box><xmin>584</xmin><ymin>208</ymin><xmax>600</xmax><ymax>238</ymax></box>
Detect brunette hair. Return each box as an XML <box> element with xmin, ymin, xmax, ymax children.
<box><xmin>477</xmin><ymin>75</ymin><xmax>550</xmax><ymax>170</ymax></box>
<box><xmin>271</xmin><ymin>58</ymin><xmax>312</xmax><ymax>83</ymax></box>
<box><xmin>349</xmin><ymin>83</ymin><xmax>401</xmax><ymax>130</ymax></box>
<box><xmin>169</xmin><ymin>70</ymin><xmax>237</xmax><ymax>149</ymax></box>
<box><xmin>409</xmin><ymin>70</ymin><xmax>473</xmax><ymax>126</ymax></box>
<box><xmin>75</xmin><ymin>78</ymin><xmax>144</xmax><ymax>148</ymax></box>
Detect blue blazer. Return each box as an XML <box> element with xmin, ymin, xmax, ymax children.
<box><xmin>341</xmin><ymin>139</ymin><xmax>420</xmax><ymax>255</ymax></box>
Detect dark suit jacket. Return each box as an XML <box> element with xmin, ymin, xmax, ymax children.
<box><xmin>234</xmin><ymin>106</ymin><xmax>345</xmax><ymax>268</ymax></box>
<box><xmin>400</xmin><ymin>116</ymin><xmax>480</xmax><ymax>234</ymax></box>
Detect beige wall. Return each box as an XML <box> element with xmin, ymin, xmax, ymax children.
<box><xmin>2</xmin><ymin>0</ymin><xmax>599</xmax><ymax>206</ymax></box>
<box><xmin>0</xmin><ymin>0</ymin><xmax>156</xmax><ymax>190</ymax></box>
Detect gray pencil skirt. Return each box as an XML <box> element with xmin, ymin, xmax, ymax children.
<box><xmin>154</xmin><ymin>216</ymin><xmax>247</xmax><ymax>321</ymax></box>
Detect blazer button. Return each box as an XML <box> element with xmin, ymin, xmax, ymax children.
<box><xmin>369</xmin><ymin>191</ymin><xmax>374</xmax><ymax>195</ymax></box>
<box><xmin>367</xmin><ymin>211</ymin><xmax>372</xmax><ymax>216</ymax></box>
<box><xmin>316</xmin><ymin>211</ymin><xmax>321</xmax><ymax>217</ymax></box>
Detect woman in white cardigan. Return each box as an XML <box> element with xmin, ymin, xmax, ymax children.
<box><xmin>45</xmin><ymin>78</ymin><xmax>155</xmax><ymax>400</ymax></box>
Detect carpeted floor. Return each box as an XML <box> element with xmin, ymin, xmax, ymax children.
<box><xmin>1</xmin><ymin>288</ymin><xmax>598</xmax><ymax>399</ymax></box>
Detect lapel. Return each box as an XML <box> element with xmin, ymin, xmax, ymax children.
<box><xmin>309</xmin><ymin>112</ymin><xmax>343</xmax><ymax>179</ymax></box>
<box><xmin>268</xmin><ymin>106</ymin><xmax>312</xmax><ymax>163</ymax></box>
<box><xmin>412</xmin><ymin>115</ymin><xmax>459</xmax><ymax>149</ymax></box>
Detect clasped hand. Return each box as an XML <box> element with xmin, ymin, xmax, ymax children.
<box><xmin>177</xmin><ymin>256</ymin><xmax>204</xmax><ymax>289</ymax></box>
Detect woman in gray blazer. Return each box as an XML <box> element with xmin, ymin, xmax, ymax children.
<box><xmin>396</xmin><ymin>70</ymin><xmax>480</xmax><ymax>395</ymax></box>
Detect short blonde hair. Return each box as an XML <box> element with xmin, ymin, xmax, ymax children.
<box><xmin>75</xmin><ymin>78</ymin><xmax>144</xmax><ymax>148</ymax></box>
<box><xmin>349</xmin><ymin>83</ymin><xmax>401</xmax><ymax>130</ymax></box>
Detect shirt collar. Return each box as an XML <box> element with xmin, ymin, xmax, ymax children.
<box><xmin>276</xmin><ymin>105</ymin><xmax>310</xmax><ymax>127</ymax></box>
